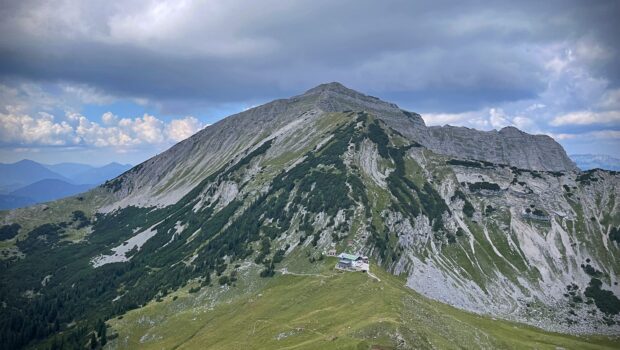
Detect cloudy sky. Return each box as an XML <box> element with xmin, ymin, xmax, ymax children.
<box><xmin>0</xmin><ymin>0</ymin><xmax>618</xmax><ymax>165</ymax></box>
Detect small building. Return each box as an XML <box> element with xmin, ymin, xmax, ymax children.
<box><xmin>336</xmin><ymin>253</ymin><xmax>369</xmax><ymax>272</ymax></box>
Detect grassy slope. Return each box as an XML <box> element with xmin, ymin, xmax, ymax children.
<box><xmin>107</xmin><ymin>258</ymin><xmax>619</xmax><ymax>350</ymax></box>
<box><xmin>0</xmin><ymin>188</ymin><xmax>112</xmax><ymax>258</ymax></box>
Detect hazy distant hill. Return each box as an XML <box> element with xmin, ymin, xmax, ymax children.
<box><xmin>0</xmin><ymin>179</ymin><xmax>93</xmax><ymax>210</ymax></box>
<box><xmin>44</xmin><ymin>162</ymin><xmax>132</xmax><ymax>185</ymax></box>
<box><xmin>571</xmin><ymin>154</ymin><xmax>620</xmax><ymax>171</ymax></box>
<box><xmin>10</xmin><ymin>179</ymin><xmax>92</xmax><ymax>204</ymax></box>
<box><xmin>70</xmin><ymin>162</ymin><xmax>132</xmax><ymax>185</ymax></box>
<box><xmin>44</xmin><ymin>162</ymin><xmax>94</xmax><ymax>178</ymax></box>
<box><xmin>0</xmin><ymin>160</ymin><xmax>70</xmax><ymax>192</ymax></box>
<box><xmin>0</xmin><ymin>160</ymin><xmax>131</xmax><ymax>209</ymax></box>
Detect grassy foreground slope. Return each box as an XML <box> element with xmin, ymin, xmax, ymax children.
<box><xmin>107</xmin><ymin>257</ymin><xmax>618</xmax><ymax>350</ymax></box>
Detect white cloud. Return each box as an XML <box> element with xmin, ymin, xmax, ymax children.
<box><xmin>512</xmin><ymin>116</ymin><xmax>534</xmax><ymax>130</ymax></box>
<box><xmin>525</xmin><ymin>103</ymin><xmax>545</xmax><ymax>112</ymax></box>
<box><xmin>489</xmin><ymin>108</ymin><xmax>511</xmax><ymax>129</ymax></box>
<box><xmin>60</xmin><ymin>83</ymin><xmax>116</xmax><ymax>105</ymax></box>
<box><xmin>0</xmin><ymin>111</ymin><xmax>77</xmax><ymax>146</ymax></box>
<box><xmin>550</xmin><ymin>110</ymin><xmax>620</xmax><ymax>126</ymax></box>
<box><xmin>166</xmin><ymin>116</ymin><xmax>206</xmax><ymax>142</ymax></box>
<box><xmin>0</xmin><ymin>110</ymin><xmax>205</xmax><ymax>150</ymax></box>
<box><xmin>101</xmin><ymin>112</ymin><xmax>118</xmax><ymax>125</ymax></box>
<box><xmin>423</xmin><ymin>108</ymin><xmax>536</xmax><ymax>133</ymax></box>
<box><xmin>0</xmin><ymin>82</ymin><xmax>122</xmax><ymax>115</ymax></box>
<box><xmin>124</xmin><ymin>114</ymin><xmax>166</xmax><ymax>144</ymax></box>
<box><xmin>597</xmin><ymin>89</ymin><xmax>620</xmax><ymax>110</ymax></box>
<box><xmin>422</xmin><ymin>111</ymin><xmax>474</xmax><ymax>126</ymax></box>
<box><xmin>549</xmin><ymin>130</ymin><xmax>620</xmax><ymax>140</ymax></box>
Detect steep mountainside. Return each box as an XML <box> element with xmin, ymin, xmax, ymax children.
<box><xmin>0</xmin><ymin>83</ymin><xmax>618</xmax><ymax>349</ymax></box>
<box><xmin>103</xmin><ymin>83</ymin><xmax>576</xmax><ymax>211</ymax></box>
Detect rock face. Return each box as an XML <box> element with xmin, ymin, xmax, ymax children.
<box><xmin>105</xmin><ymin>82</ymin><xmax>576</xmax><ymax>209</ymax></box>
<box><xmin>298</xmin><ymin>82</ymin><xmax>577</xmax><ymax>172</ymax></box>
<box><xmin>425</xmin><ymin>125</ymin><xmax>578</xmax><ymax>172</ymax></box>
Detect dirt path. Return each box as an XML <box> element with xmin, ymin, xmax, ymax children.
<box><xmin>278</xmin><ymin>268</ymin><xmax>331</xmax><ymax>278</ymax></box>
<box><xmin>367</xmin><ymin>271</ymin><xmax>381</xmax><ymax>282</ymax></box>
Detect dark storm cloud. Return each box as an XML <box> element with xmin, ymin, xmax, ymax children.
<box><xmin>0</xmin><ymin>0</ymin><xmax>618</xmax><ymax>111</ymax></box>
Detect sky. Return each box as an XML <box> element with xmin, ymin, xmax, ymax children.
<box><xmin>0</xmin><ymin>0</ymin><xmax>619</xmax><ymax>165</ymax></box>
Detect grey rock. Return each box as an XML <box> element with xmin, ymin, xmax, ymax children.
<box><xmin>105</xmin><ymin>82</ymin><xmax>578</xmax><ymax>209</ymax></box>
<box><xmin>299</xmin><ymin>82</ymin><xmax>577</xmax><ymax>172</ymax></box>
<box><xmin>425</xmin><ymin>125</ymin><xmax>578</xmax><ymax>172</ymax></box>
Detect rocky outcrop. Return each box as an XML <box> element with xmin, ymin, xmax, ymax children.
<box><xmin>425</xmin><ymin>125</ymin><xmax>578</xmax><ymax>172</ymax></box>
<box><xmin>298</xmin><ymin>82</ymin><xmax>577</xmax><ymax>172</ymax></box>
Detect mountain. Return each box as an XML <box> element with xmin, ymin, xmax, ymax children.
<box><xmin>101</xmin><ymin>82</ymin><xmax>577</xmax><ymax>211</ymax></box>
<box><xmin>0</xmin><ymin>159</ymin><xmax>131</xmax><ymax>190</ymax></box>
<box><xmin>571</xmin><ymin>154</ymin><xmax>620</xmax><ymax>171</ymax></box>
<box><xmin>0</xmin><ymin>161</ymin><xmax>130</xmax><ymax>210</ymax></box>
<box><xmin>0</xmin><ymin>159</ymin><xmax>70</xmax><ymax>192</ymax></box>
<box><xmin>70</xmin><ymin>162</ymin><xmax>132</xmax><ymax>185</ymax></box>
<box><xmin>44</xmin><ymin>161</ymin><xmax>133</xmax><ymax>185</ymax></box>
<box><xmin>0</xmin><ymin>179</ymin><xmax>93</xmax><ymax>210</ymax></box>
<box><xmin>0</xmin><ymin>83</ymin><xmax>618</xmax><ymax>349</ymax></box>
<box><xmin>44</xmin><ymin>162</ymin><xmax>95</xmax><ymax>178</ymax></box>
<box><xmin>9</xmin><ymin>179</ymin><xmax>93</xmax><ymax>204</ymax></box>
<box><xmin>426</xmin><ymin>125</ymin><xmax>578</xmax><ymax>172</ymax></box>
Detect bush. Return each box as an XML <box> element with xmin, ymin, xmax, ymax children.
<box><xmin>463</xmin><ymin>201</ymin><xmax>475</xmax><ymax>218</ymax></box>
<box><xmin>456</xmin><ymin>228</ymin><xmax>465</xmax><ymax>237</ymax></box>
<box><xmin>585</xmin><ymin>278</ymin><xmax>620</xmax><ymax>315</ymax></box>
<box><xmin>259</xmin><ymin>262</ymin><xmax>275</xmax><ymax>278</ymax></box>
<box><xmin>272</xmin><ymin>249</ymin><xmax>285</xmax><ymax>264</ymax></box>
<box><xmin>576</xmin><ymin>171</ymin><xmax>599</xmax><ymax>185</ymax></box>
<box><xmin>447</xmin><ymin>159</ymin><xmax>482</xmax><ymax>168</ymax></box>
<box><xmin>451</xmin><ymin>190</ymin><xmax>466</xmax><ymax>202</ymax></box>
<box><xmin>446</xmin><ymin>233</ymin><xmax>456</xmax><ymax>244</ymax></box>
<box><xmin>468</xmin><ymin>182</ymin><xmax>500</xmax><ymax>192</ymax></box>
<box><xmin>0</xmin><ymin>223</ymin><xmax>20</xmax><ymax>240</ymax></box>
<box><xmin>610</xmin><ymin>227</ymin><xmax>620</xmax><ymax>244</ymax></box>
<box><xmin>583</xmin><ymin>264</ymin><xmax>603</xmax><ymax>278</ymax></box>
<box><xmin>485</xmin><ymin>205</ymin><xmax>495</xmax><ymax>215</ymax></box>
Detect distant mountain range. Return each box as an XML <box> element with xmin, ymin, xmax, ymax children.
<box><xmin>570</xmin><ymin>154</ymin><xmax>620</xmax><ymax>171</ymax></box>
<box><xmin>0</xmin><ymin>159</ymin><xmax>71</xmax><ymax>193</ymax></box>
<box><xmin>0</xmin><ymin>160</ymin><xmax>131</xmax><ymax>210</ymax></box>
<box><xmin>45</xmin><ymin>161</ymin><xmax>133</xmax><ymax>185</ymax></box>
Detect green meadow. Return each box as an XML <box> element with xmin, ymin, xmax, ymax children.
<box><xmin>107</xmin><ymin>257</ymin><xmax>619</xmax><ymax>350</ymax></box>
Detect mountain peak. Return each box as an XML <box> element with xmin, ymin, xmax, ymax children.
<box><xmin>299</xmin><ymin>82</ymin><xmax>402</xmax><ymax>116</ymax></box>
<box><xmin>303</xmin><ymin>81</ymin><xmax>352</xmax><ymax>94</ymax></box>
<box><xmin>14</xmin><ymin>159</ymin><xmax>39</xmax><ymax>166</ymax></box>
<box><xmin>498</xmin><ymin>126</ymin><xmax>526</xmax><ymax>136</ymax></box>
